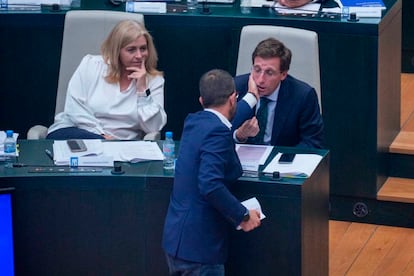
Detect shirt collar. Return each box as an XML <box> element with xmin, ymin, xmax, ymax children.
<box><xmin>204</xmin><ymin>108</ymin><xmax>232</xmax><ymax>129</ymax></box>
<box><xmin>263</xmin><ymin>81</ymin><xmax>281</xmax><ymax>102</ymax></box>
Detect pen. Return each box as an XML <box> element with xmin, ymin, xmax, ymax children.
<box><xmin>45</xmin><ymin>149</ymin><xmax>54</xmax><ymax>161</ymax></box>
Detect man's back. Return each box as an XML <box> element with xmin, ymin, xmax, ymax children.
<box><xmin>163</xmin><ymin>110</ymin><xmax>243</xmax><ymax>264</ymax></box>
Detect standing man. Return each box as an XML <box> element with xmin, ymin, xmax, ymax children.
<box><xmin>162</xmin><ymin>69</ymin><xmax>261</xmax><ymax>275</ymax></box>
<box><xmin>232</xmin><ymin>38</ymin><xmax>324</xmax><ymax>149</ymax></box>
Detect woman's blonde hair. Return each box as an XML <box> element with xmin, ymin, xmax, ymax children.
<box><xmin>101</xmin><ymin>20</ymin><xmax>161</xmax><ymax>83</ymax></box>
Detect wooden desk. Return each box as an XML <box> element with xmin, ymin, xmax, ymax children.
<box><xmin>0</xmin><ymin>140</ymin><xmax>329</xmax><ymax>275</ymax></box>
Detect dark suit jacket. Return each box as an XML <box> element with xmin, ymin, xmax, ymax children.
<box><xmin>232</xmin><ymin>73</ymin><xmax>324</xmax><ymax>149</ymax></box>
<box><xmin>162</xmin><ymin>110</ymin><xmax>245</xmax><ymax>264</ymax></box>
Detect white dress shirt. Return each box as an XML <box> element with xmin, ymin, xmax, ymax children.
<box><xmin>48</xmin><ymin>55</ymin><xmax>167</xmax><ymax>140</ymax></box>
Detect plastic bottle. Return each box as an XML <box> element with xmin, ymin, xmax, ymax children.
<box><xmin>187</xmin><ymin>0</ymin><xmax>197</xmax><ymax>12</ymax></box>
<box><xmin>163</xmin><ymin>131</ymin><xmax>175</xmax><ymax>170</ymax></box>
<box><xmin>3</xmin><ymin>130</ymin><xmax>16</xmax><ymax>167</ymax></box>
<box><xmin>240</xmin><ymin>0</ymin><xmax>251</xmax><ymax>14</ymax></box>
<box><xmin>1</xmin><ymin>0</ymin><xmax>8</xmax><ymax>9</ymax></box>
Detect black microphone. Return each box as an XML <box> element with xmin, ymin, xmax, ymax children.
<box><xmin>200</xmin><ymin>1</ymin><xmax>211</xmax><ymax>15</ymax></box>
<box><xmin>108</xmin><ymin>0</ymin><xmax>123</xmax><ymax>6</ymax></box>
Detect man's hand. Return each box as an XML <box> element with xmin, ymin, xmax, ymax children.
<box><xmin>247</xmin><ymin>74</ymin><xmax>259</xmax><ymax>100</ymax></box>
<box><xmin>102</xmin><ymin>134</ymin><xmax>115</xmax><ymax>140</ymax></box>
<box><xmin>239</xmin><ymin>210</ymin><xmax>261</xmax><ymax>232</ymax></box>
<box><xmin>278</xmin><ymin>0</ymin><xmax>312</xmax><ymax>8</ymax></box>
<box><xmin>236</xmin><ymin>117</ymin><xmax>259</xmax><ymax>142</ymax></box>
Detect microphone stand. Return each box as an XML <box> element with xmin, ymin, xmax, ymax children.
<box><xmin>200</xmin><ymin>0</ymin><xmax>211</xmax><ymax>14</ymax></box>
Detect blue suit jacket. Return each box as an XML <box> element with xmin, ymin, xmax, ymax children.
<box><xmin>162</xmin><ymin>110</ymin><xmax>245</xmax><ymax>264</ymax></box>
<box><xmin>232</xmin><ymin>73</ymin><xmax>324</xmax><ymax>149</ymax></box>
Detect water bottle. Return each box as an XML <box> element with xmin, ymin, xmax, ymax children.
<box><xmin>240</xmin><ymin>0</ymin><xmax>251</xmax><ymax>14</ymax></box>
<box><xmin>3</xmin><ymin>130</ymin><xmax>16</xmax><ymax>167</ymax></box>
<box><xmin>163</xmin><ymin>131</ymin><xmax>175</xmax><ymax>170</ymax></box>
<box><xmin>1</xmin><ymin>0</ymin><xmax>8</xmax><ymax>9</ymax></box>
<box><xmin>187</xmin><ymin>0</ymin><xmax>197</xmax><ymax>12</ymax></box>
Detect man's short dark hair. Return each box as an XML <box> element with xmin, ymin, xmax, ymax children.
<box><xmin>199</xmin><ymin>69</ymin><xmax>235</xmax><ymax>108</ymax></box>
<box><xmin>252</xmin><ymin>38</ymin><xmax>292</xmax><ymax>72</ymax></box>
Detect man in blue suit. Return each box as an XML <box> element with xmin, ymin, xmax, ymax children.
<box><xmin>232</xmin><ymin>38</ymin><xmax>324</xmax><ymax>149</ymax></box>
<box><xmin>162</xmin><ymin>69</ymin><xmax>261</xmax><ymax>275</ymax></box>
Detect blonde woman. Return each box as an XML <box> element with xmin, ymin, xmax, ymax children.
<box><xmin>47</xmin><ymin>20</ymin><xmax>166</xmax><ymax>140</ymax></box>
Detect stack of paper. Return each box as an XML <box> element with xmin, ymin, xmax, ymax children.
<box><xmin>103</xmin><ymin>141</ymin><xmax>165</xmax><ymax>163</ymax></box>
<box><xmin>337</xmin><ymin>0</ymin><xmax>386</xmax><ymax>17</ymax></box>
<box><xmin>52</xmin><ymin>140</ymin><xmax>165</xmax><ymax>166</ymax></box>
<box><xmin>5</xmin><ymin>0</ymin><xmax>72</xmax><ymax>9</ymax></box>
<box><xmin>235</xmin><ymin>144</ymin><xmax>273</xmax><ymax>176</ymax></box>
<box><xmin>249</xmin><ymin>0</ymin><xmax>321</xmax><ymax>13</ymax></box>
<box><xmin>273</xmin><ymin>1</ymin><xmax>321</xmax><ymax>14</ymax></box>
<box><xmin>263</xmin><ymin>153</ymin><xmax>323</xmax><ymax>178</ymax></box>
<box><xmin>125</xmin><ymin>1</ymin><xmax>167</xmax><ymax>14</ymax></box>
<box><xmin>53</xmin><ymin>140</ymin><xmax>112</xmax><ymax>166</ymax></box>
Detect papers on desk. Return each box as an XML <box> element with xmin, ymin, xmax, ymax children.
<box><xmin>102</xmin><ymin>141</ymin><xmax>165</xmax><ymax>163</ymax></box>
<box><xmin>237</xmin><ymin>197</ymin><xmax>266</xmax><ymax>230</ymax></box>
<box><xmin>337</xmin><ymin>0</ymin><xmax>385</xmax><ymax>17</ymax></box>
<box><xmin>249</xmin><ymin>0</ymin><xmax>321</xmax><ymax>13</ymax></box>
<box><xmin>126</xmin><ymin>1</ymin><xmax>167</xmax><ymax>14</ymax></box>
<box><xmin>53</xmin><ymin>140</ymin><xmax>111</xmax><ymax>166</ymax></box>
<box><xmin>273</xmin><ymin>1</ymin><xmax>345</xmax><ymax>15</ymax></box>
<box><xmin>235</xmin><ymin>144</ymin><xmax>273</xmax><ymax>176</ymax></box>
<box><xmin>52</xmin><ymin>140</ymin><xmax>164</xmax><ymax>166</ymax></box>
<box><xmin>5</xmin><ymin>0</ymin><xmax>72</xmax><ymax>9</ymax></box>
<box><xmin>274</xmin><ymin>2</ymin><xmax>321</xmax><ymax>14</ymax></box>
<box><xmin>263</xmin><ymin>153</ymin><xmax>322</xmax><ymax>178</ymax></box>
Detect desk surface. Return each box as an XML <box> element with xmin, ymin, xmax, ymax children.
<box><xmin>1</xmin><ymin>140</ymin><xmax>329</xmax><ymax>275</ymax></box>
<box><xmin>0</xmin><ymin>0</ymin><xmax>401</xmax><ymax>227</ymax></box>
<box><xmin>4</xmin><ymin>139</ymin><xmax>327</xmax><ymax>183</ymax></box>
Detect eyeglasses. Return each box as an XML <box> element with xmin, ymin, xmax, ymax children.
<box><xmin>252</xmin><ymin>66</ymin><xmax>280</xmax><ymax>78</ymax></box>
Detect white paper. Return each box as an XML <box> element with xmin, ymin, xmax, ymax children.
<box><xmin>76</xmin><ymin>155</ymin><xmax>114</xmax><ymax>167</ymax></box>
<box><xmin>274</xmin><ymin>2</ymin><xmax>321</xmax><ymax>14</ymax></box>
<box><xmin>336</xmin><ymin>0</ymin><xmax>385</xmax><ymax>17</ymax></box>
<box><xmin>236</xmin><ymin>144</ymin><xmax>273</xmax><ymax>173</ymax></box>
<box><xmin>52</xmin><ymin>140</ymin><xmax>164</xmax><ymax>166</ymax></box>
<box><xmin>237</xmin><ymin>197</ymin><xmax>266</xmax><ymax>230</ymax></box>
<box><xmin>53</xmin><ymin>139</ymin><xmax>107</xmax><ymax>166</ymax></box>
<box><xmin>263</xmin><ymin>153</ymin><xmax>323</xmax><ymax>178</ymax></box>
<box><xmin>126</xmin><ymin>2</ymin><xmax>167</xmax><ymax>13</ymax></box>
<box><xmin>6</xmin><ymin>0</ymin><xmax>71</xmax><ymax>7</ymax></box>
<box><xmin>103</xmin><ymin>141</ymin><xmax>164</xmax><ymax>163</ymax></box>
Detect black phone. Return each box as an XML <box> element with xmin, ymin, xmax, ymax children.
<box><xmin>278</xmin><ymin>153</ymin><xmax>296</xmax><ymax>164</ymax></box>
<box><xmin>66</xmin><ymin>139</ymin><xmax>87</xmax><ymax>152</ymax></box>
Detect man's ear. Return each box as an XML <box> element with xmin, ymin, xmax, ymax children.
<box><xmin>199</xmin><ymin>96</ymin><xmax>204</xmax><ymax>107</ymax></box>
<box><xmin>280</xmin><ymin>71</ymin><xmax>288</xmax><ymax>81</ymax></box>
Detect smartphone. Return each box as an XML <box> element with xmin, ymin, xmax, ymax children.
<box><xmin>66</xmin><ymin>139</ymin><xmax>87</xmax><ymax>152</ymax></box>
<box><xmin>278</xmin><ymin>153</ymin><xmax>296</xmax><ymax>164</ymax></box>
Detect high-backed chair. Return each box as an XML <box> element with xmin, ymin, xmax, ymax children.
<box><xmin>27</xmin><ymin>10</ymin><xmax>159</xmax><ymax>140</ymax></box>
<box><xmin>236</xmin><ymin>25</ymin><xmax>322</xmax><ymax>112</ymax></box>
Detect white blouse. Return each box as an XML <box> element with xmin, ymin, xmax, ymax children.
<box><xmin>48</xmin><ymin>55</ymin><xmax>167</xmax><ymax>140</ymax></box>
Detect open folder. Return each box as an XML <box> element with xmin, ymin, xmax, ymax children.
<box><xmin>235</xmin><ymin>144</ymin><xmax>273</xmax><ymax>176</ymax></box>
